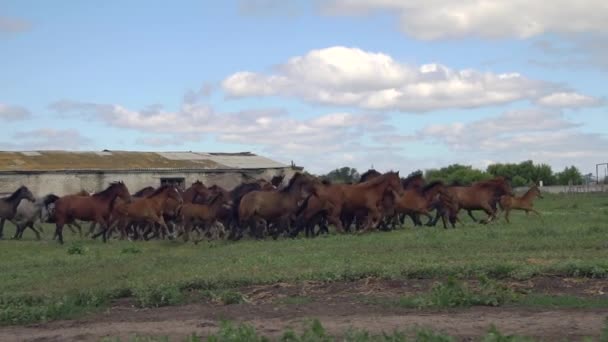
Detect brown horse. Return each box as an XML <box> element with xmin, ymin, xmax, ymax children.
<box><xmin>112</xmin><ymin>185</ymin><xmax>182</xmax><ymax>240</ymax></box>
<box><xmin>87</xmin><ymin>185</ymin><xmax>156</xmax><ymax>238</ymax></box>
<box><xmin>52</xmin><ymin>181</ymin><xmax>131</xmax><ymax>244</ymax></box>
<box><xmin>436</xmin><ymin>177</ymin><xmax>513</xmax><ymax>225</ymax></box>
<box><xmin>0</xmin><ymin>186</ymin><xmax>35</xmax><ymax>239</ymax></box>
<box><xmin>499</xmin><ymin>185</ymin><xmax>543</xmax><ymax>223</ymax></box>
<box><xmin>238</xmin><ymin>173</ymin><xmax>315</xmax><ymax>239</ymax></box>
<box><xmin>392</xmin><ymin>181</ymin><xmax>445</xmax><ymax>226</ymax></box>
<box><xmin>180</xmin><ymin>191</ymin><xmax>232</xmax><ymax>242</ymax></box>
<box><xmin>301</xmin><ymin>171</ymin><xmax>403</xmax><ymax>234</ymax></box>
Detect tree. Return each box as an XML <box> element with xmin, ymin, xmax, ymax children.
<box><xmin>486</xmin><ymin>160</ymin><xmax>555</xmax><ymax>186</ymax></box>
<box><xmin>425</xmin><ymin>164</ymin><xmax>491</xmax><ymax>185</ymax></box>
<box><xmin>555</xmin><ymin>166</ymin><xmax>583</xmax><ymax>185</ymax></box>
<box><xmin>323</xmin><ymin>167</ymin><xmax>360</xmax><ymax>184</ymax></box>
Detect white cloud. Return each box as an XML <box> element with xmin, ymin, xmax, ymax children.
<box><xmin>0</xmin><ymin>103</ymin><xmax>31</xmax><ymax>121</ymax></box>
<box><xmin>49</xmin><ymin>99</ymin><xmax>395</xmax><ymax>173</ymax></box>
<box><xmin>416</xmin><ymin>109</ymin><xmax>607</xmax><ymax>172</ymax></box>
<box><xmin>0</xmin><ymin>129</ymin><xmax>92</xmax><ymax>150</ymax></box>
<box><xmin>0</xmin><ymin>16</ymin><xmax>31</xmax><ymax>33</ymax></box>
<box><xmin>222</xmin><ymin>46</ymin><xmax>559</xmax><ymax>112</ymax></box>
<box><xmin>536</xmin><ymin>92</ymin><xmax>602</xmax><ymax>108</ymax></box>
<box><xmin>321</xmin><ymin>0</ymin><xmax>608</xmax><ymax>39</ymax></box>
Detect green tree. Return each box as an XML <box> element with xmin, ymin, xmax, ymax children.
<box><xmin>323</xmin><ymin>167</ymin><xmax>360</xmax><ymax>184</ymax></box>
<box><xmin>425</xmin><ymin>164</ymin><xmax>491</xmax><ymax>185</ymax></box>
<box><xmin>555</xmin><ymin>166</ymin><xmax>583</xmax><ymax>185</ymax></box>
<box><xmin>487</xmin><ymin>160</ymin><xmax>555</xmax><ymax>186</ymax></box>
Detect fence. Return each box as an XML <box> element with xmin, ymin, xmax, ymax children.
<box><xmin>514</xmin><ymin>184</ymin><xmax>608</xmax><ymax>194</ymax></box>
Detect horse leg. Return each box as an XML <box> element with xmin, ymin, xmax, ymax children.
<box><xmin>54</xmin><ymin>223</ymin><xmax>65</xmax><ymax>244</ymax></box>
<box><xmin>0</xmin><ymin>218</ymin><xmax>5</xmax><ymax>239</ymax></box>
<box><xmin>27</xmin><ymin>222</ymin><xmax>41</xmax><ymax>240</ymax></box>
<box><xmin>467</xmin><ymin>210</ymin><xmax>478</xmax><ymax>222</ymax></box>
<box><xmin>86</xmin><ymin>222</ymin><xmax>97</xmax><ymax>237</ymax></box>
<box><xmin>183</xmin><ymin>219</ymin><xmax>193</xmax><ymax>242</ymax></box>
<box><xmin>71</xmin><ymin>222</ymin><xmax>83</xmax><ymax>238</ymax></box>
<box><xmin>529</xmin><ymin>209</ymin><xmax>543</xmax><ymax>222</ymax></box>
<box><xmin>504</xmin><ymin>208</ymin><xmax>511</xmax><ymax>223</ymax></box>
<box><xmin>479</xmin><ymin>204</ymin><xmax>495</xmax><ymax>224</ymax></box>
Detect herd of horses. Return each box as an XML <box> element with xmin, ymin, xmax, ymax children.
<box><xmin>0</xmin><ymin>169</ymin><xmax>544</xmax><ymax>244</ymax></box>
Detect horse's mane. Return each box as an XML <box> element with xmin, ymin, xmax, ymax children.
<box><xmin>421</xmin><ymin>180</ymin><xmax>444</xmax><ymax>194</ymax></box>
<box><xmin>147</xmin><ymin>184</ymin><xmax>173</xmax><ymax>198</ymax></box>
<box><xmin>230</xmin><ymin>182</ymin><xmax>262</xmax><ymax>200</ymax></box>
<box><xmin>208</xmin><ymin>191</ymin><xmax>226</xmax><ymax>206</ymax></box>
<box><xmin>282</xmin><ymin>173</ymin><xmax>303</xmax><ymax>193</ymax></box>
<box><xmin>133</xmin><ymin>186</ymin><xmax>155</xmax><ymax>197</ymax></box>
<box><xmin>321</xmin><ymin>179</ymin><xmax>332</xmax><ymax>185</ymax></box>
<box><xmin>401</xmin><ymin>174</ymin><xmax>424</xmax><ymax>187</ymax></box>
<box><xmin>270</xmin><ymin>175</ymin><xmax>285</xmax><ymax>187</ymax></box>
<box><xmin>360</xmin><ymin>171</ymin><xmax>398</xmax><ymax>187</ymax></box>
<box><xmin>43</xmin><ymin>193</ymin><xmax>60</xmax><ymax>206</ymax></box>
<box><xmin>94</xmin><ymin>181</ymin><xmax>125</xmax><ymax>198</ymax></box>
<box><xmin>359</xmin><ymin>169</ymin><xmax>381</xmax><ymax>182</ymax></box>
<box><xmin>6</xmin><ymin>186</ymin><xmax>28</xmax><ymax>201</ymax></box>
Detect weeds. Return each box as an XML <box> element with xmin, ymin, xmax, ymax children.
<box><xmin>132</xmin><ymin>284</ymin><xmax>183</xmax><ymax>308</ymax></box>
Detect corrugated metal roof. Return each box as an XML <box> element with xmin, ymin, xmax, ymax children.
<box><xmin>0</xmin><ymin>150</ymin><xmax>289</xmax><ymax>172</ymax></box>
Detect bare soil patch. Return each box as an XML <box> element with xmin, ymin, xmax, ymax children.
<box><xmin>2</xmin><ymin>277</ymin><xmax>607</xmax><ymax>341</ymax></box>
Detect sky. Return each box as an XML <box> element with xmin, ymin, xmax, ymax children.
<box><xmin>1</xmin><ymin>0</ymin><xmax>607</xmax><ymax>176</ymax></box>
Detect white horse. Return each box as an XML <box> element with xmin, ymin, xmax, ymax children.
<box><xmin>12</xmin><ymin>194</ymin><xmax>59</xmax><ymax>240</ymax></box>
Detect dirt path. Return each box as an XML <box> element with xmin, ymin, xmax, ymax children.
<box><xmin>2</xmin><ymin>278</ymin><xmax>607</xmax><ymax>341</ymax></box>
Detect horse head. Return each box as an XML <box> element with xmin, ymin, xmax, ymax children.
<box><xmin>109</xmin><ymin>181</ymin><xmax>132</xmax><ymax>203</ymax></box>
<box><xmin>167</xmin><ymin>185</ymin><xmax>184</xmax><ymax>204</ymax></box>
<box><xmin>385</xmin><ymin>171</ymin><xmax>404</xmax><ymax>195</ymax></box>
<box><xmin>14</xmin><ymin>186</ymin><xmax>35</xmax><ymax>203</ymax></box>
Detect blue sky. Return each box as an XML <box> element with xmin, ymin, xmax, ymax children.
<box><xmin>1</xmin><ymin>0</ymin><xmax>607</xmax><ymax>175</ymax></box>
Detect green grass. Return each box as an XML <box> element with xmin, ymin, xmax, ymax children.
<box><xmin>98</xmin><ymin>319</ymin><xmax>608</xmax><ymax>342</ymax></box>
<box><xmin>0</xmin><ymin>193</ymin><xmax>607</xmax><ymax>324</ymax></box>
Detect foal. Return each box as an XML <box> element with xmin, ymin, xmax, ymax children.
<box><xmin>499</xmin><ymin>185</ymin><xmax>543</xmax><ymax>223</ymax></box>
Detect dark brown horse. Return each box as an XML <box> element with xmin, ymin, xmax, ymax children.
<box><xmin>392</xmin><ymin>181</ymin><xmax>445</xmax><ymax>226</ymax></box>
<box><xmin>300</xmin><ymin>171</ymin><xmax>403</xmax><ymax>234</ymax></box>
<box><xmin>238</xmin><ymin>173</ymin><xmax>315</xmax><ymax>239</ymax></box>
<box><xmin>52</xmin><ymin>181</ymin><xmax>131</xmax><ymax>244</ymax></box>
<box><xmin>436</xmin><ymin>177</ymin><xmax>513</xmax><ymax>225</ymax></box>
<box><xmin>180</xmin><ymin>191</ymin><xmax>232</xmax><ymax>242</ymax></box>
<box><xmin>112</xmin><ymin>185</ymin><xmax>182</xmax><ymax>240</ymax></box>
<box><xmin>0</xmin><ymin>186</ymin><xmax>35</xmax><ymax>239</ymax></box>
<box><xmin>225</xmin><ymin>179</ymin><xmax>276</xmax><ymax>240</ymax></box>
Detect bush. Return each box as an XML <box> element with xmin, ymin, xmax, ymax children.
<box><xmin>67</xmin><ymin>244</ymin><xmax>87</xmax><ymax>255</ymax></box>
<box><xmin>132</xmin><ymin>284</ymin><xmax>183</xmax><ymax>308</ymax></box>
<box><xmin>207</xmin><ymin>321</ymin><xmax>268</xmax><ymax>342</ymax></box>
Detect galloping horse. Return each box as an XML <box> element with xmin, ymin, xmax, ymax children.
<box><xmin>436</xmin><ymin>177</ymin><xmax>513</xmax><ymax>225</ymax></box>
<box><xmin>238</xmin><ymin>173</ymin><xmax>315</xmax><ymax>239</ymax></box>
<box><xmin>180</xmin><ymin>191</ymin><xmax>232</xmax><ymax>242</ymax></box>
<box><xmin>112</xmin><ymin>185</ymin><xmax>182</xmax><ymax>240</ymax></box>
<box><xmin>393</xmin><ymin>181</ymin><xmax>445</xmax><ymax>226</ymax></box>
<box><xmin>0</xmin><ymin>186</ymin><xmax>35</xmax><ymax>239</ymax></box>
<box><xmin>499</xmin><ymin>185</ymin><xmax>543</xmax><ymax>223</ymax></box>
<box><xmin>52</xmin><ymin>181</ymin><xmax>131</xmax><ymax>244</ymax></box>
<box><xmin>12</xmin><ymin>194</ymin><xmax>60</xmax><ymax>240</ymax></box>
<box><xmin>300</xmin><ymin>171</ymin><xmax>403</xmax><ymax>234</ymax></box>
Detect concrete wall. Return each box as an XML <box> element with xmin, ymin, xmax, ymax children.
<box><xmin>0</xmin><ymin>168</ymin><xmax>297</xmax><ymax>196</ymax></box>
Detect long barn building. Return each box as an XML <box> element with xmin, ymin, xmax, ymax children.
<box><xmin>0</xmin><ymin>150</ymin><xmax>299</xmax><ymax>196</ymax></box>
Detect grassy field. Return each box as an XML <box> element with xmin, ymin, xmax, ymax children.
<box><xmin>1</xmin><ymin>193</ymin><xmax>607</xmax><ymax>324</ymax></box>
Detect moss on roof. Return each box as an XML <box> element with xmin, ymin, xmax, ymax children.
<box><xmin>0</xmin><ymin>151</ymin><xmax>224</xmax><ymax>171</ymax></box>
